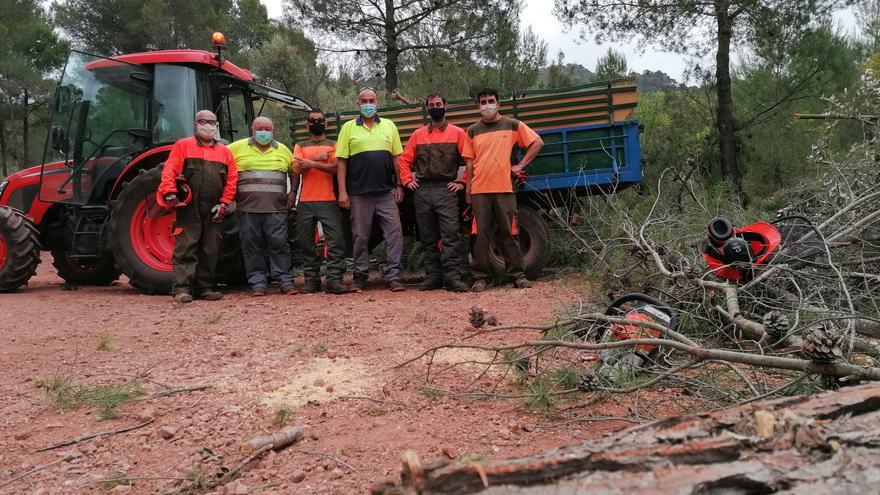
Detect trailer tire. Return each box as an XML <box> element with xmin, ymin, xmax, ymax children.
<box><xmin>51</xmin><ymin>250</ymin><xmax>121</xmax><ymax>286</ymax></box>
<box><xmin>0</xmin><ymin>206</ymin><xmax>41</xmax><ymax>292</ymax></box>
<box><xmin>107</xmin><ymin>167</ymin><xmax>174</xmax><ymax>294</ymax></box>
<box><xmin>485</xmin><ymin>205</ymin><xmax>551</xmax><ymax>279</ymax></box>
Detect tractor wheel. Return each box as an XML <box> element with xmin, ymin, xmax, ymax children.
<box><xmin>0</xmin><ymin>206</ymin><xmax>41</xmax><ymax>292</ymax></box>
<box><xmin>107</xmin><ymin>167</ymin><xmax>174</xmax><ymax>294</ymax></box>
<box><xmin>485</xmin><ymin>205</ymin><xmax>551</xmax><ymax>279</ymax></box>
<box><xmin>51</xmin><ymin>250</ymin><xmax>120</xmax><ymax>286</ymax></box>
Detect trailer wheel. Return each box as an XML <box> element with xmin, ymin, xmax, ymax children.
<box><xmin>485</xmin><ymin>205</ymin><xmax>551</xmax><ymax>279</ymax></box>
<box><xmin>0</xmin><ymin>206</ymin><xmax>41</xmax><ymax>292</ymax></box>
<box><xmin>51</xmin><ymin>250</ymin><xmax>121</xmax><ymax>286</ymax></box>
<box><xmin>107</xmin><ymin>167</ymin><xmax>174</xmax><ymax>294</ymax></box>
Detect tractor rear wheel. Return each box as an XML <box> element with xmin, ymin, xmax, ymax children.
<box><xmin>107</xmin><ymin>167</ymin><xmax>174</xmax><ymax>294</ymax></box>
<box><xmin>51</xmin><ymin>250</ymin><xmax>121</xmax><ymax>286</ymax></box>
<box><xmin>0</xmin><ymin>206</ymin><xmax>41</xmax><ymax>292</ymax></box>
<box><xmin>107</xmin><ymin>167</ymin><xmax>245</xmax><ymax>294</ymax></box>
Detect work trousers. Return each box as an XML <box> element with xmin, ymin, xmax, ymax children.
<box><xmin>471</xmin><ymin>192</ymin><xmax>525</xmax><ymax>281</ymax></box>
<box><xmin>296</xmin><ymin>201</ymin><xmax>346</xmax><ymax>283</ymax></box>
<box><xmin>238</xmin><ymin>211</ymin><xmax>294</xmax><ymax>290</ymax></box>
<box><xmin>413</xmin><ymin>182</ymin><xmax>464</xmax><ymax>283</ymax></box>
<box><xmin>172</xmin><ymin>200</ymin><xmax>222</xmax><ymax>295</ymax></box>
<box><xmin>350</xmin><ymin>191</ymin><xmax>403</xmax><ymax>282</ymax></box>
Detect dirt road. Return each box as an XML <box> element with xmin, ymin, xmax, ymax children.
<box><xmin>0</xmin><ymin>258</ymin><xmax>634</xmax><ymax>494</ymax></box>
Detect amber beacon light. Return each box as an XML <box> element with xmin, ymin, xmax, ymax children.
<box><xmin>211</xmin><ymin>32</ymin><xmax>226</xmax><ymax>48</ymax></box>
<box><xmin>212</xmin><ymin>32</ymin><xmax>227</xmax><ymax>64</ymax></box>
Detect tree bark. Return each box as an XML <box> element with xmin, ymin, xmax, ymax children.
<box><xmin>384</xmin><ymin>0</ymin><xmax>400</xmax><ymax>93</ymax></box>
<box><xmin>714</xmin><ymin>2</ymin><xmax>747</xmax><ymax>205</ymax></box>
<box><xmin>372</xmin><ymin>383</ymin><xmax>880</xmax><ymax>494</ymax></box>
<box><xmin>0</xmin><ymin>105</ymin><xmax>8</xmax><ymax>177</ymax></box>
<box><xmin>22</xmin><ymin>88</ymin><xmax>29</xmax><ymax>167</ymax></box>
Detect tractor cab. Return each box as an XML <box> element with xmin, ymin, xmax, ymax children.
<box><xmin>41</xmin><ymin>47</ymin><xmax>309</xmax><ymax>207</ymax></box>
<box><xmin>0</xmin><ymin>36</ymin><xmax>311</xmax><ymax>292</ymax></box>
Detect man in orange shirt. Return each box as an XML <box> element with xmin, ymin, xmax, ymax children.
<box><xmin>291</xmin><ymin>109</ymin><xmax>349</xmax><ymax>295</ymax></box>
<box><xmin>466</xmin><ymin>88</ymin><xmax>544</xmax><ymax>291</ymax></box>
<box><xmin>399</xmin><ymin>93</ymin><xmax>472</xmax><ymax>292</ymax></box>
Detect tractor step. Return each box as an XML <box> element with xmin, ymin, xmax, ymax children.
<box><xmin>69</xmin><ymin>206</ymin><xmax>110</xmax><ymax>258</ymax></box>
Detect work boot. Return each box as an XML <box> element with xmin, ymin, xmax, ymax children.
<box><xmin>418</xmin><ymin>277</ymin><xmax>443</xmax><ymax>291</ymax></box>
<box><xmin>325</xmin><ymin>280</ymin><xmax>348</xmax><ymax>295</ymax></box>
<box><xmin>471</xmin><ymin>279</ymin><xmax>488</xmax><ymax>292</ymax></box>
<box><xmin>513</xmin><ymin>277</ymin><xmax>532</xmax><ymax>289</ymax></box>
<box><xmin>445</xmin><ymin>279</ymin><xmax>469</xmax><ymax>293</ymax></box>
<box><xmin>388</xmin><ymin>280</ymin><xmax>406</xmax><ymax>292</ymax></box>
<box><xmin>281</xmin><ymin>284</ymin><xmax>299</xmax><ymax>295</ymax></box>
<box><xmin>173</xmin><ymin>292</ymin><xmax>193</xmax><ymax>304</ymax></box>
<box><xmin>195</xmin><ymin>290</ymin><xmax>224</xmax><ymax>301</ymax></box>
<box><xmin>353</xmin><ymin>273</ymin><xmax>368</xmax><ymax>291</ymax></box>
<box><xmin>301</xmin><ymin>279</ymin><xmax>322</xmax><ymax>294</ymax></box>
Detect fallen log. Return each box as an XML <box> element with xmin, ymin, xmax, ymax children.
<box><xmin>241</xmin><ymin>425</ymin><xmax>304</xmax><ymax>453</ymax></box>
<box><xmin>372</xmin><ymin>383</ymin><xmax>880</xmax><ymax>494</ymax></box>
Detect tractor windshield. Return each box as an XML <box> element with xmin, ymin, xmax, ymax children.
<box><xmin>41</xmin><ymin>51</ymin><xmax>150</xmax><ymax>204</ymax></box>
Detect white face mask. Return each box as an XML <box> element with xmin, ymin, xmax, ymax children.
<box><xmin>196</xmin><ymin>123</ymin><xmax>217</xmax><ymax>139</ymax></box>
<box><xmin>480</xmin><ymin>103</ymin><xmax>498</xmax><ymax>119</ymax></box>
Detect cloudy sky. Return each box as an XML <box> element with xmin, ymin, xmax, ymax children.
<box><xmin>260</xmin><ymin>1</ymin><xmax>860</xmax><ymax>82</ymax></box>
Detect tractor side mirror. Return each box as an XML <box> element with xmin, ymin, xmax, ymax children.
<box><xmin>51</xmin><ymin>126</ymin><xmax>70</xmax><ymax>156</ymax></box>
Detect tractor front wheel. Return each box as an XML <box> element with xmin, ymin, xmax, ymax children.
<box><xmin>0</xmin><ymin>206</ymin><xmax>41</xmax><ymax>292</ymax></box>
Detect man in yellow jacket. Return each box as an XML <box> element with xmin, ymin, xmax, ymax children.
<box><xmin>228</xmin><ymin>116</ymin><xmax>295</xmax><ymax>296</ymax></box>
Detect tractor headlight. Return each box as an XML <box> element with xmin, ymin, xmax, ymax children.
<box><xmin>0</xmin><ymin>180</ymin><xmax>8</xmax><ymax>201</ymax></box>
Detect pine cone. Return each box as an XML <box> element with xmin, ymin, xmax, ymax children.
<box><xmin>801</xmin><ymin>322</ymin><xmax>845</xmax><ymax>363</ymax></box>
<box><xmin>469</xmin><ymin>307</ymin><xmax>486</xmax><ymax>328</ymax></box>
<box><xmin>577</xmin><ymin>367</ymin><xmax>601</xmax><ymax>392</ymax></box>
<box><xmin>762</xmin><ymin>310</ymin><xmax>790</xmax><ymax>343</ymax></box>
<box><xmin>683</xmin><ymin>262</ymin><xmax>704</xmax><ymax>280</ymax></box>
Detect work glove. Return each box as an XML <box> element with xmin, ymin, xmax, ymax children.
<box><xmin>164</xmin><ymin>193</ymin><xmax>178</xmax><ymax>208</ymax></box>
<box><xmin>211</xmin><ymin>203</ymin><xmax>227</xmax><ymax>223</ymax></box>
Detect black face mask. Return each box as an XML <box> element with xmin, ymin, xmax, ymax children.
<box><xmin>427</xmin><ymin>107</ymin><xmax>446</xmax><ymax>121</ymax></box>
<box><xmin>308</xmin><ymin>122</ymin><xmax>326</xmax><ymax>135</ymax></box>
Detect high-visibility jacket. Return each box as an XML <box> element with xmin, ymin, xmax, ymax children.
<box><xmin>157</xmin><ymin>136</ymin><xmax>238</xmax><ymax>206</ymax></box>
<box><xmin>228</xmin><ymin>137</ymin><xmax>293</xmax><ymax>213</ymax></box>
<box><xmin>399</xmin><ymin>121</ymin><xmax>472</xmax><ymax>186</ymax></box>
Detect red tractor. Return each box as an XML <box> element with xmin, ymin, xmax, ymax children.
<box><xmin>0</xmin><ymin>38</ymin><xmax>310</xmax><ymax>292</ymax></box>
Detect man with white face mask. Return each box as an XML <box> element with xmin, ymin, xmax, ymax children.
<box><xmin>157</xmin><ymin>110</ymin><xmax>238</xmax><ymax>304</ymax></box>
<box><xmin>466</xmin><ymin>88</ymin><xmax>544</xmax><ymax>291</ymax></box>
<box><xmin>336</xmin><ymin>87</ymin><xmax>406</xmax><ymax>291</ymax></box>
<box><xmin>228</xmin><ymin>116</ymin><xmax>296</xmax><ymax>296</ymax></box>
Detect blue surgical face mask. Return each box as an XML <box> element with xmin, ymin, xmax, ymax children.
<box><xmin>254</xmin><ymin>130</ymin><xmax>273</xmax><ymax>145</ymax></box>
<box><xmin>360</xmin><ymin>103</ymin><xmax>377</xmax><ymax>118</ymax></box>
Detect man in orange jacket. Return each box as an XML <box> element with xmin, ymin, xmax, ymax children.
<box><xmin>399</xmin><ymin>93</ymin><xmax>472</xmax><ymax>292</ymax></box>
<box><xmin>157</xmin><ymin>110</ymin><xmax>238</xmax><ymax>304</ymax></box>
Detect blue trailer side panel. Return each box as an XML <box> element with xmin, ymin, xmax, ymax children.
<box><xmin>518</xmin><ymin>120</ymin><xmax>642</xmax><ymax>194</ymax></box>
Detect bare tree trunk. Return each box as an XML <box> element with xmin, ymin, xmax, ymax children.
<box><xmin>384</xmin><ymin>0</ymin><xmax>399</xmax><ymax>93</ymax></box>
<box><xmin>714</xmin><ymin>2</ymin><xmax>747</xmax><ymax>205</ymax></box>
<box><xmin>22</xmin><ymin>88</ymin><xmax>29</xmax><ymax>167</ymax></box>
<box><xmin>0</xmin><ymin>93</ymin><xmax>8</xmax><ymax>177</ymax></box>
<box><xmin>372</xmin><ymin>383</ymin><xmax>880</xmax><ymax>494</ymax></box>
